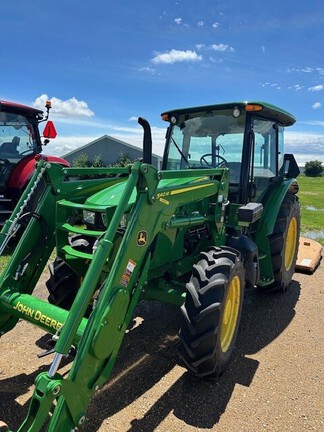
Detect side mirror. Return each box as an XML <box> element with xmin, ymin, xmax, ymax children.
<box><xmin>42</xmin><ymin>121</ymin><xmax>57</xmax><ymax>139</ymax></box>
<box><xmin>279</xmin><ymin>153</ymin><xmax>300</xmax><ymax>178</ymax></box>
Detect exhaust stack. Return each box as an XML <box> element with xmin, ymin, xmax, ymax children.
<box><xmin>138</xmin><ymin>117</ymin><xmax>152</xmax><ymax>165</ymax></box>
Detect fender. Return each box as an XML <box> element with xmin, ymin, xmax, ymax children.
<box><xmin>254</xmin><ymin>177</ymin><xmax>298</xmax><ymax>285</ymax></box>
<box><xmin>8</xmin><ymin>154</ymin><xmax>70</xmax><ymax>190</ymax></box>
<box><xmin>257</xmin><ymin>177</ymin><xmax>298</xmax><ymax>238</ymax></box>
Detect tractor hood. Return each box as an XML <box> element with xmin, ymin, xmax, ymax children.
<box><xmin>84</xmin><ymin>175</ymin><xmax>213</xmax><ymax>210</ymax></box>
<box><xmin>84</xmin><ymin>180</ymin><xmax>135</xmax><ymax>210</ymax></box>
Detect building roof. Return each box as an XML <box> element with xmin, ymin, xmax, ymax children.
<box><xmin>63</xmin><ymin>134</ymin><xmax>161</xmax><ymax>160</ymax></box>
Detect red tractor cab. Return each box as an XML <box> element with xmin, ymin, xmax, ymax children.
<box><xmin>0</xmin><ymin>100</ymin><xmax>69</xmax><ymax>225</ymax></box>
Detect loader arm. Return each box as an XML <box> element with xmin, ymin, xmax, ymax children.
<box><xmin>0</xmin><ymin>161</ymin><xmax>129</xmax><ymax>336</ymax></box>
<box><xmin>0</xmin><ymin>160</ymin><xmax>225</xmax><ymax>431</ymax></box>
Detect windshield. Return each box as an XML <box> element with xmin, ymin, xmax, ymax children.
<box><xmin>165</xmin><ymin>108</ymin><xmax>246</xmax><ymax>183</ymax></box>
<box><xmin>0</xmin><ymin>111</ymin><xmax>39</xmax><ymax>160</ymax></box>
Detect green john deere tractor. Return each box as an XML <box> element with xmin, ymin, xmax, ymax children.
<box><xmin>0</xmin><ymin>101</ymin><xmax>300</xmax><ymax>431</ymax></box>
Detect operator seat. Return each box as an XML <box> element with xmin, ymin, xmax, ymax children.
<box><xmin>0</xmin><ymin>136</ymin><xmax>20</xmax><ymax>155</ymax></box>
<box><xmin>227</xmin><ymin>162</ymin><xmax>241</xmax><ymax>202</ymax></box>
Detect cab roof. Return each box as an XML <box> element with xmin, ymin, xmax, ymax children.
<box><xmin>161</xmin><ymin>101</ymin><xmax>296</xmax><ymax>127</ymax></box>
<box><xmin>0</xmin><ymin>100</ymin><xmax>43</xmax><ymax>116</ymax></box>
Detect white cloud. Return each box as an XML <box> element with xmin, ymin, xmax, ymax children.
<box><xmin>209</xmin><ymin>56</ymin><xmax>223</xmax><ymax>64</ymax></box>
<box><xmin>301</xmin><ymin>67</ymin><xmax>313</xmax><ymax>73</ymax></box>
<box><xmin>174</xmin><ymin>17</ymin><xmax>182</xmax><ymax>25</ymax></box>
<box><xmin>195</xmin><ymin>43</ymin><xmax>235</xmax><ymax>54</ymax></box>
<box><xmin>308</xmin><ymin>85</ymin><xmax>324</xmax><ymax>92</ymax></box>
<box><xmin>212</xmin><ymin>22</ymin><xmax>219</xmax><ymax>28</ymax></box>
<box><xmin>261</xmin><ymin>82</ymin><xmax>281</xmax><ymax>90</ymax></box>
<box><xmin>312</xmin><ymin>102</ymin><xmax>322</xmax><ymax>109</ymax></box>
<box><xmin>285</xmin><ymin>131</ymin><xmax>324</xmax><ymax>164</ymax></box>
<box><xmin>138</xmin><ymin>66</ymin><xmax>157</xmax><ymax>75</ymax></box>
<box><xmin>287</xmin><ymin>67</ymin><xmax>314</xmax><ymax>74</ymax></box>
<box><xmin>33</xmin><ymin>94</ymin><xmax>94</xmax><ymax>117</ymax></box>
<box><xmin>197</xmin><ymin>21</ymin><xmax>204</xmax><ymax>27</ymax></box>
<box><xmin>210</xmin><ymin>43</ymin><xmax>235</xmax><ymax>53</ymax></box>
<box><xmin>152</xmin><ymin>49</ymin><xmax>202</xmax><ymax>64</ymax></box>
<box><xmin>45</xmin><ymin>136</ymin><xmax>97</xmax><ymax>157</ymax></box>
<box><xmin>301</xmin><ymin>120</ymin><xmax>324</xmax><ymax>127</ymax></box>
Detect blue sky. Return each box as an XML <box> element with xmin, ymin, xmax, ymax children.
<box><xmin>1</xmin><ymin>0</ymin><xmax>324</xmax><ymax>164</ymax></box>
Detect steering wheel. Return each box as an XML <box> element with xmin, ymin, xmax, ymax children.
<box><xmin>0</xmin><ymin>158</ymin><xmax>11</xmax><ymax>165</ymax></box>
<box><xmin>200</xmin><ymin>153</ymin><xmax>228</xmax><ymax>167</ymax></box>
<box><xmin>18</xmin><ymin>149</ymin><xmax>34</xmax><ymax>156</ymax></box>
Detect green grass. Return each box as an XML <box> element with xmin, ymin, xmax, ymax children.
<box><xmin>298</xmin><ymin>175</ymin><xmax>324</xmax><ymax>245</ymax></box>
<box><xmin>0</xmin><ymin>254</ymin><xmax>11</xmax><ymax>273</ymax></box>
<box><xmin>0</xmin><ymin>243</ymin><xmax>15</xmax><ymax>273</ymax></box>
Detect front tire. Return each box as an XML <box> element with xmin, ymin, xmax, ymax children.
<box><xmin>269</xmin><ymin>193</ymin><xmax>300</xmax><ymax>291</ymax></box>
<box><xmin>46</xmin><ymin>258</ymin><xmax>81</xmax><ymax>310</ymax></box>
<box><xmin>179</xmin><ymin>247</ymin><xmax>245</xmax><ymax>379</ymax></box>
<box><xmin>46</xmin><ymin>235</ymin><xmax>92</xmax><ymax>310</ymax></box>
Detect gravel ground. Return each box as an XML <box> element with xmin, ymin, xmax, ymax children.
<box><xmin>0</xmin><ymin>259</ymin><xmax>323</xmax><ymax>432</ymax></box>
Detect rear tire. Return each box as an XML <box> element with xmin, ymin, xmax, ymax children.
<box><xmin>269</xmin><ymin>193</ymin><xmax>300</xmax><ymax>291</ymax></box>
<box><xmin>179</xmin><ymin>247</ymin><xmax>245</xmax><ymax>379</ymax></box>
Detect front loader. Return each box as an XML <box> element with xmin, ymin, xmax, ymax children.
<box><xmin>0</xmin><ymin>102</ymin><xmax>300</xmax><ymax>431</ymax></box>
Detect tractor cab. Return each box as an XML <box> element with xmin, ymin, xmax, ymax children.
<box><xmin>0</xmin><ymin>100</ymin><xmax>65</xmax><ymax>225</ymax></box>
<box><xmin>0</xmin><ymin>101</ymin><xmax>48</xmax><ymax>152</ymax></box>
<box><xmin>161</xmin><ymin>102</ymin><xmax>299</xmax><ymax>204</ymax></box>
<box><xmin>0</xmin><ymin>106</ymin><xmax>42</xmax><ymax>193</ymax></box>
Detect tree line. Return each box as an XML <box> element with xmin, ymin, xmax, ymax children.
<box><xmin>73</xmin><ymin>152</ymin><xmax>323</xmax><ymax>177</ymax></box>
<box><xmin>304</xmin><ymin>160</ymin><xmax>323</xmax><ymax>177</ymax></box>
<box><xmin>72</xmin><ymin>151</ymin><xmax>131</xmax><ymax>168</ymax></box>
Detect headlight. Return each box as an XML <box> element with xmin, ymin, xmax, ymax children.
<box><xmin>120</xmin><ymin>213</ymin><xmax>128</xmax><ymax>229</ymax></box>
<box><xmin>101</xmin><ymin>213</ymin><xmax>108</xmax><ymax>227</ymax></box>
<box><xmin>83</xmin><ymin>210</ymin><xmax>96</xmax><ymax>225</ymax></box>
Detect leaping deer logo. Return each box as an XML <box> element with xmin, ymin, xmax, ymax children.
<box><xmin>137</xmin><ymin>230</ymin><xmax>147</xmax><ymax>246</ymax></box>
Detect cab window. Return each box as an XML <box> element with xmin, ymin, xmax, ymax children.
<box><xmin>252</xmin><ymin>118</ymin><xmax>279</xmax><ymax>201</ymax></box>
<box><xmin>0</xmin><ymin>112</ymin><xmax>37</xmax><ymax>159</ymax></box>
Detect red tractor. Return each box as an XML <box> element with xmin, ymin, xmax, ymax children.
<box><xmin>0</xmin><ymin>100</ymin><xmax>69</xmax><ymax>225</ymax></box>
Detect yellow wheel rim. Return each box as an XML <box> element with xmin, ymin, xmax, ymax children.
<box><xmin>221</xmin><ymin>275</ymin><xmax>241</xmax><ymax>353</ymax></box>
<box><xmin>285</xmin><ymin>217</ymin><xmax>298</xmax><ymax>271</ymax></box>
